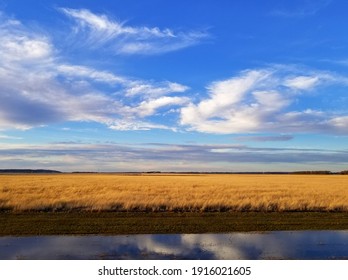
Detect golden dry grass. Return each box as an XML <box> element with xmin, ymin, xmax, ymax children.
<box><xmin>0</xmin><ymin>173</ymin><xmax>348</xmax><ymax>212</ymax></box>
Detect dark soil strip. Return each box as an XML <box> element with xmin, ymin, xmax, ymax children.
<box><xmin>1</xmin><ymin>212</ymin><xmax>348</xmax><ymax>236</ymax></box>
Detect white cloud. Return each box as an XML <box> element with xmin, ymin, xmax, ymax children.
<box><xmin>329</xmin><ymin>116</ymin><xmax>348</xmax><ymax>130</ymax></box>
<box><xmin>57</xmin><ymin>64</ymin><xmax>189</xmax><ymax>99</ymax></box>
<box><xmin>59</xmin><ymin>8</ymin><xmax>208</xmax><ymax>55</ymax></box>
<box><xmin>61</xmin><ymin>8</ymin><xmax>120</xmax><ymax>32</ymax></box>
<box><xmin>284</xmin><ymin>76</ymin><xmax>319</xmax><ymax>90</ymax></box>
<box><xmin>107</xmin><ymin>120</ymin><xmax>170</xmax><ymax>131</ymax></box>
<box><xmin>252</xmin><ymin>90</ymin><xmax>289</xmax><ymax>111</ymax></box>
<box><xmin>0</xmin><ymin>134</ymin><xmax>22</xmax><ymax>140</ymax></box>
<box><xmin>136</xmin><ymin>96</ymin><xmax>190</xmax><ymax>117</ymax></box>
<box><xmin>180</xmin><ymin>67</ymin><xmax>348</xmax><ymax>134</ymax></box>
<box><xmin>126</xmin><ymin>81</ymin><xmax>189</xmax><ymax>97</ymax></box>
<box><xmin>1</xmin><ymin>37</ymin><xmax>52</xmax><ymax>62</ymax></box>
<box><xmin>0</xmin><ymin>18</ymin><xmax>52</xmax><ymax>63</ymax></box>
<box><xmin>57</xmin><ymin>64</ymin><xmax>126</xmax><ymax>84</ymax></box>
<box><xmin>180</xmin><ymin>70</ymin><xmax>273</xmax><ymax>133</ymax></box>
<box><xmin>60</xmin><ymin>8</ymin><xmax>175</xmax><ymax>38</ymax></box>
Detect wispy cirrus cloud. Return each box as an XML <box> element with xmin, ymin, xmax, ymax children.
<box><xmin>57</xmin><ymin>64</ymin><xmax>127</xmax><ymax>84</ymax></box>
<box><xmin>271</xmin><ymin>0</ymin><xmax>332</xmax><ymax>18</ymax></box>
<box><xmin>0</xmin><ymin>12</ymin><xmax>189</xmax><ymax>131</ymax></box>
<box><xmin>57</xmin><ymin>64</ymin><xmax>189</xmax><ymax>97</ymax></box>
<box><xmin>59</xmin><ymin>8</ymin><xmax>209</xmax><ymax>55</ymax></box>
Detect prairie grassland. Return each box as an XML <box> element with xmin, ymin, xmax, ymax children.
<box><xmin>0</xmin><ymin>173</ymin><xmax>348</xmax><ymax>212</ymax></box>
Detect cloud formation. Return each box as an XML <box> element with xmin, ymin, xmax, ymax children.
<box><xmin>0</xmin><ymin>13</ymin><xmax>189</xmax><ymax>131</ymax></box>
<box><xmin>59</xmin><ymin>8</ymin><xmax>208</xmax><ymax>55</ymax></box>
<box><xmin>180</xmin><ymin>67</ymin><xmax>348</xmax><ymax>134</ymax></box>
<box><xmin>1</xmin><ymin>10</ymin><xmax>348</xmax><ymax>137</ymax></box>
<box><xmin>0</xmin><ymin>142</ymin><xmax>347</xmax><ymax>172</ymax></box>
<box><xmin>135</xmin><ymin>96</ymin><xmax>190</xmax><ymax>117</ymax></box>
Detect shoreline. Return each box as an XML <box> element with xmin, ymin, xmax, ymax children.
<box><xmin>2</xmin><ymin>212</ymin><xmax>348</xmax><ymax>236</ymax></box>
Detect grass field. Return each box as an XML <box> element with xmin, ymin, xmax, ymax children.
<box><xmin>1</xmin><ymin>173</ymin><xmax>348</xmax><ymax>212</ymax></box>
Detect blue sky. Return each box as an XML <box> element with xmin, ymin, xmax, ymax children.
<box><xmin>1</xmin><ymin>0</ymin><xmax>348</xmax><ymax>172</ymax></box>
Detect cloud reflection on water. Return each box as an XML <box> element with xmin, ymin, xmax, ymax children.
<box><xmin>1</xmin><ymin>231</ymin><xmax>348</xmax><ymax>260</ymax></box>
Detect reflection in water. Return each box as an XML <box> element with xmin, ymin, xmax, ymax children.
<box><xmin>1</xmin><ymin>231</ymin><xmax>348</xmax><ymax>260</ymax></box>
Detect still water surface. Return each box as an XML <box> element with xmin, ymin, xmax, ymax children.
<box><xmin>1</xmin><ymin>231</ymin><xmax>348</xmax><ymax>260</ymax></box>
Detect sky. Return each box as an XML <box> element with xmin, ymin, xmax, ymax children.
<box><xmin>0</xmin><ymin>0</ymin><xmax>348</xmax><ymax>172</ymax></box>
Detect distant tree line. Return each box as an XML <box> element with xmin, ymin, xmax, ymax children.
<box><xmin>292</xmin><ymin>171</ymin><xmax>332</xmax><ymax>174</ymax></box>
<box><xmin>0</xmin><ymin>169</ymin><xmax>347</xmax><ymax>174</ymax></box>
<box><xmin>293</xmin><ymin>170</ymin><xmax>348</xmax><ymax>175</ymax></box>
<box><xmin>0</xmin><ymin>169</ymin><xmax>61</xmax><ymax>174</ymax></box>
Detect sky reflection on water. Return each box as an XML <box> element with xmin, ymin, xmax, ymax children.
<box><xmin>1</xmin><ymin>231</ymin><xmax>348</xmax><ymax>260</ymax></box>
